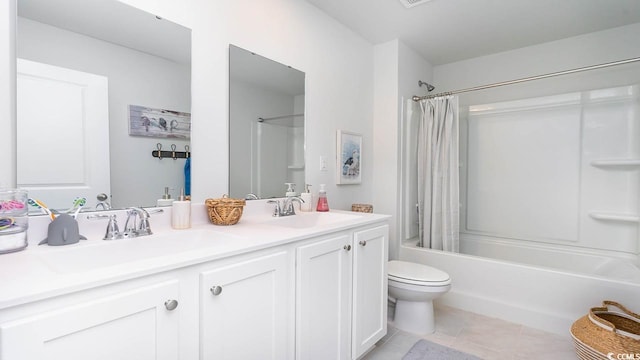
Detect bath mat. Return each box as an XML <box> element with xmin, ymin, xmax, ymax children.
<box><xmin>402</xmin><ymin>339</ymin><xmax>482</xmax><ymax>360</ymax></box>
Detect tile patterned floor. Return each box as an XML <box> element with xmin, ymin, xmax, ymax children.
<box><xmin>362</xmin><ymin>304</ymin><xmax>577</xmax><ymax>360</ymax></box>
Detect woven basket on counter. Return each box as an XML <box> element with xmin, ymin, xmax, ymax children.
<box><xmin>352</xmin><ymin>204</ymin><xmax>373</xmax><ymax>213</ymax></box>
<box><xmin>205</xmin><ymin>195</ymin><xmax>246</xmax><ymax>225</ymax></box>
<box><xmin>570</xmin><ymin>300</ymin><xmax>640</xmax><ymax>359</ymax></box>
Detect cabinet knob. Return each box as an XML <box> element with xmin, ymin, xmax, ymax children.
<box><xmin>210</xmin><ymin>285</ymin><xmax>223</xmax><ymax>296</ymax></box>
<box><xmin>359</xmin><ymin>240</ymin><xmax>367</xmax><ymax>246</ymax></box>
<box><xmin>344</xmin><ymin>244</ymin><xmax>351</xmax><ymax>251</ymax></box>
<box><xmin>164</xmin><ymin>299</ymin><xmax>179</xmax><ymax>311</ymax></box>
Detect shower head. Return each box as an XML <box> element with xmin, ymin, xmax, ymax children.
<box><xmin>418</xmin><ymin>80</ymin><xmax>435</xmax><ymax>92</ymax></box>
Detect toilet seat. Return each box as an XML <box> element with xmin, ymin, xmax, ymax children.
<box><xmin>388</xmin><ymin>260</ymin><xmax>451</xmax><ymax>286</ymax></box>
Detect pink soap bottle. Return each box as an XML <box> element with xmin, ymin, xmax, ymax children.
<box><xmin>316</xmin><ymin>184</ymin><xmax>329</xmax><ymax>212</ymax></box>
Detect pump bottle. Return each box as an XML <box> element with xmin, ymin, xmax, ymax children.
<box><xmin>157</xmin><ymin>187</ymin><xmax>173</xmax><ymax>206</ymax></box>
<box><xmin>300</xmin><ymin>184</ymin><xmax>313</xmax><ymax>212</ymax></box>
<box><xmin>171</xmin><ymin>188</ymin><xmax>191</xmax><ymax>229</ymax></box>
<box><xmin>316</xmin><ymin>184</ymin><xmax>329</xmax><ymax>212</ymax></box>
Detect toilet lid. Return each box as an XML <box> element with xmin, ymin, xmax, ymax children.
<box><xmin>388</xmin><ymin>260</ymin><xmax>450</xmax><ymax>283</ymax></box>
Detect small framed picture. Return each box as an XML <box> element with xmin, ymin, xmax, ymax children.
<box><xmin>337</xmin><ymin>130</ymin><xmax>362</xmax><ymax>184</ymax></box>
<box><xmin>128</xmin><ymin>105</ymin><xmax>191</xmax><ymax>139</ymax></box>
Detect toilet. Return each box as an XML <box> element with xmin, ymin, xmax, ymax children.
<box><xmin>388</xmin><ymin>260</ymin><xmax>451</xmax><ymax>335</ymax></box>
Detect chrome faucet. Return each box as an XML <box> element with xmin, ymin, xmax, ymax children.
<box><xmin>245</xmin><ymin>193</ymin><xmax>260</xmax><ymax>200</ymax></box>
<box><xmin>283</xmin><ymin>196</ymin><xmax>304</xmax><ymax>216</ymax></box>
<box><xmin>124</xmin><ymin>207</ymin><xmax>160</xmax><ymax>237</ymax></box>
<box><xmin>267</xmin><ymin>196</ymin><xmax>304</xmax><ymax>217</ymax></box>
<box><xmin>88</xmin><ymin>207</ymin><xmax>162</xmax><ymax>240</ymax></box>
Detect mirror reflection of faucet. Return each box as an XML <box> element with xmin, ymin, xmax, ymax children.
<box><xmin>95</xmin><ymin>193</ymin><xmax>111</xmax><ymax>210</ymax></box>
<box><xmin>285</xmin><ymin>183</ymin><xmax>296</xmax><ymax>197</ymax></box>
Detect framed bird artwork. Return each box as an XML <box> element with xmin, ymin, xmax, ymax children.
<box><xmin>128</xmin><ymin>104</ymin><xmax>190</xmax><ymax>139</ymax></box>
<box><xmin>337</xmin><ymin>130</ymin><xmax>362</xmax><ymax>184</ymax></box>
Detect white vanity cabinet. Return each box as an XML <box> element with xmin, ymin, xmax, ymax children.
<box><xmin>0</xmin><ymin>279</ymin><xmax>181</xmax><ymax>360</ymax></box>
<box><xmin>296</xmin><ymin>225</ymin><xmax>389</xmax><ymax>360</ymax></box>
<box><xmin>0</xmin><ymin>213</ymin><xmax>389</xmax><ymax>360</ymax></box>
<box><xmin>199</xmin><ymin>251</ymin><xmax>291</xmax><ymax>360</ymax></box>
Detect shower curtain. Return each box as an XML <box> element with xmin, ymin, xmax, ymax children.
<box><xmin>417</xmin><ymin>96</ymin><xmax>460</xmax><ymax>252</ymax></box>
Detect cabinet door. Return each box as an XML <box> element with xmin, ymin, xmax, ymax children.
<box><xmin>352</xmin><ymin>225</ymin><xmax>389</xmax><ymax>359</ymax></box>
<box><xmin>200</xmin><ymin>251</ymin><xmax>290</xmax><ymax>360</ymax></box>
<box><xmin>0</xmin><ymin>280</ymin><xmax>180</xmax><ymax>360</ymax></box>
<box><xmin>296</xmin><ymin>234</ymin><xmax>352</xmax><ymax>360</ymax></box>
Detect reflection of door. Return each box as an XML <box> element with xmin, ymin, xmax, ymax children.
<box><xmin>17</xmin><ymin>59</ymin><xmax>110</xmax><ymax>211</ymax></box>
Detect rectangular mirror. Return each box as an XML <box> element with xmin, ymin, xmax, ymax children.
<box><xmin>229</xmin><ymin>45</ymin><xmax>305</xmax><ymax>199</ymax></box>
<box><xmin>16</xmin><ymin>0</ymin><xmax>191</xmax><ymax>212</ymax></box>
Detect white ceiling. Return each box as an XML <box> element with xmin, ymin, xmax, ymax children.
<box><xmin>305</xmin><ymin>0</ymin><xmax>640</xmax><ymax>65</ymax></box>
<box><xmin>18</xmin><ymin>0</ymin><xmax>191</xmax><ymax>65</ymax></box>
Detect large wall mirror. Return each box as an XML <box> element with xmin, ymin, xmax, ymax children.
<box><xmin>16</xmin><ymin>0</ymin><xmax>191</xmax><ymax>212</ymax></box>
<box><xmin>229</xmin><ymin>45</ymin><xmax>305</xmax><ymax>199</ymax></box>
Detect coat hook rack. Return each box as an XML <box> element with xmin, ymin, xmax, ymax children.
<box><xmin>152</xmin><ymin>143</ymin><xmax>191</xmax><ymax>160</ymax></box>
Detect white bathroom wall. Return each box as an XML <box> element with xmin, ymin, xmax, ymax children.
<box><xmin>16</xmin><ymin>17</ymin><xmax>190</xmax><ymax>208</ymax></box>
<box><xmin>434</xmin><ymin>23</ymin><xmax>640</xmax><ymax>101</ymax></box>
<box><xmin>373</xmin><ymin>39</ymin><xmax>433</xmax><ymax>260</ymax></box>
<box><xmin>373</xmin><ymin>40</ymin><xmax>400</xmax><ymax>259</ymax></box>
<box><xmin>397</xmin><ymin>42</ymin><xmax>433</xmax><ymax>253</ymax></box>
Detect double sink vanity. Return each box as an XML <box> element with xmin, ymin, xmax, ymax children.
<box><xmin>0</xmin><ymin>200</ymin><xmax>389</xmax><ymax>360</ymax></box>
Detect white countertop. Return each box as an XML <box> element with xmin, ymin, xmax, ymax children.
<box><xmin>0</xmin><ymin>201</ymin><xmax>389</xmax><ymax>310</ymax></box>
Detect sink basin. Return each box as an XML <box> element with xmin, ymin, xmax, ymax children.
<box><xmin>38</xmin><ymin>228</ymin><xmax>249</xmax><ymax>273</ymax></box>
<box><xmin>263</xmin><ymin>212</ymin><xmax>363</xmax><ymax>229</ymax></box>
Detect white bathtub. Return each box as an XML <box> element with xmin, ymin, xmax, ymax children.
<box><xmin>399</xmin><ymin>241</ymin><xmax>640</xmax><ymax>337</ymax></box>
<box><xmin>458</xmin><ymin>234</ymin><xmax>640</xmax><ymax>283</ymax></box>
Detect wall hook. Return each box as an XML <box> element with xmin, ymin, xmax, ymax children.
<box><xmin>152</xmin><ymin>143</ymin><xmax>191</xmax><ymax>159</ymax></box>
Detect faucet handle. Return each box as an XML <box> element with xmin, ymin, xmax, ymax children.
<box><xmin>138</xmin><ymin>208</ymin><xmax>163</xmax><ymax>236</ymax></box>
<box><xmin>87</xmin><ymin>214</ymin><xmax>122</xmax><ymax>240</ymax></box>
<box><xmin>124</xmin><ymin>209</ymin><xmax>140</xmax><ymax>235</ymax></box>
<box><xmin>267</xmin><ymin>200</ymin><xmax>282</xmax><ymax>217</ymax></box>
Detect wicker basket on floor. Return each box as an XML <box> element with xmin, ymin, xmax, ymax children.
<box><xmin>205</xmin><ymin>195</ymin><xmax>246</xmax><ymax>225</ymax></box>
<box><xmin>570</xmin><ymin>300</ymin><xmax>640</xmax><ymax>359</ymax></box>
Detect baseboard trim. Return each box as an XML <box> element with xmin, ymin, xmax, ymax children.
<box><xmin>437</xmin><ymin>290</ymin><xmax>573</xmax><ymax>337</ymax></box>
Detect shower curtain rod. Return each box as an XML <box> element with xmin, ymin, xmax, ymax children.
<box><xmin>412</xmin><ymin>56</ymin><xmax>640</xmax><ymax>101</ymax></box>
<box><xmin>257</xmin><ymin>113</ymin><xmax>304</xmax><ymax>122</ymax></box>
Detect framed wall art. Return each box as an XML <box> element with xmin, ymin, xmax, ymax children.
<box><xmin>337</xmin><ymin>130</ymin><xmax>362</xmax><ymax>184</ymax></box>
<box><xmin>128</xmin><ymin>105</ymin><xmax>191</xmax><ymax>139</ymax></box>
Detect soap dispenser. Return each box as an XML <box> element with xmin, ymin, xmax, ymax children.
<box><xmin>300</xmin><ymin>184</ymin><xmax>313</xmax><ymax>212</ymax></box>
<box><xmin>316</xmin><ymin>184</ymin><xmax>329</xmax><ymax>212</ymax></box>
<box><xmin>157</xmin><ymin>187</ymin><xmax>173</xmax><ymax>207</ymax></box>
<box><xmin>171</xmin><ymin>188</ymin><xmax>191</xmax><ymax>229</ymax></box>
